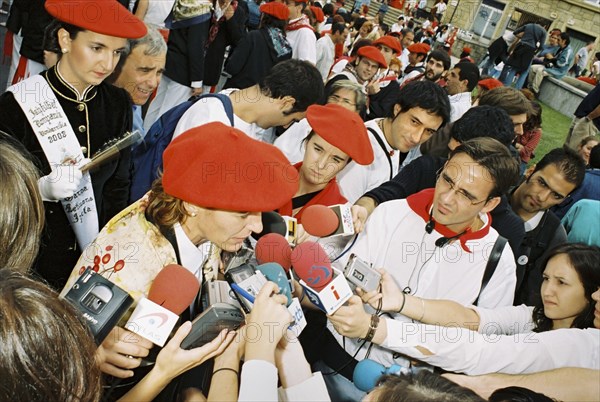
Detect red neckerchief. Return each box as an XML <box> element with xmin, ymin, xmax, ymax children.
<box><xmin>406</xmin><ymin>188</ymin><xmax>491</xmax><ymax>253</ymax></box>
<box><xmin>286</xmin><ymin>15</ymin><xmax>315</xmax><ymax>32</ymax></box>
<box><xmin>277</xmin><ymin>162</ymin><xmax>347</xmax><ymax>222</ymax></box>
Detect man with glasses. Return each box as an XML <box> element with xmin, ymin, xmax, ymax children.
<box><xmin>509</xmin><ymin>147</ymin><xmax>586</xmax><ymax>305</ymax></box>
<box><xmin>310</xmin><ymin>138</ymin><xmax>519</xmax><ymax>401</ymax></box>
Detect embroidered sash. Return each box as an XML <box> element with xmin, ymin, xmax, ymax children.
<box><xmin>8</xmin><ymin>75</ymin><xmax>99</xmax><ymax>249</ymax></box>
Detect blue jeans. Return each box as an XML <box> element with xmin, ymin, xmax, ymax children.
<box><xmin>479</xmin><ymin>55</ymin><xmax>501</xmax><ymax>78</ymax></box>
<box><xmin>499</xmin><ymin>65</ymin><xmax>521</xmax><ymax>86</ymax></box>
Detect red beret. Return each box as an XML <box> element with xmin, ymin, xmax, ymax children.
<box><xmin>478</xmin><ymin>78</ymin><xmax>503</xmax><ymax>90</ymax></box>
<box><xmin>45</xmin><ymin>0</ymin><xmax>147</xmax><ymax>39</ymax></box>
<box><xmin>307</xmin><ymin>104</ymin><xmax>374</xmax><ymax>165</ymax></box>
<box><xmin>407</xmin><ymin>42</ymin><xmax>430</xmax><ymax>55</ymax></box>
<box><xmin>163</xmin><ymin>123</ymin><xmax>298</xmax><ymax>212</ymax></box>
<box><xmin>372</xmin><ymin>36</ymin><xmax>402</xmax><ymax>55</ymax></box>
<box><xmin>357</xmin><ymin>46</ymin><xmax>387</xmax><ymax>68</ymax></box>
<box><xmin>310</xmin><ymin>6</ymin><xmax>325</xmax><ymax>23</ymax></box>
<box><xmin>260</xmin><ymin>2</ymin><xmax>290</xmax><ymax>20</ymax></box>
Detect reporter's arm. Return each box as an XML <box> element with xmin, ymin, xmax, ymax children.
<box><xmin>118</xmin><ymin>323</ymin><xmax>234</xmax><ymax>402</ymax></box>
<box><xmin>444</xmin><ymin>368</ymin><xmax>600</xmax><ymax>402</ymax></box>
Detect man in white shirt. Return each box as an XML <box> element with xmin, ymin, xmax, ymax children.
<box><xmin>316</xmin><ymin>23</ymin><xmax>349</xmax><ymax>80</ymax></box>
<box><xmin>337</xmin><ymin>80</ymin><xmax>450</xmax><ymax>203</ymax></box>
<box><xmin>173</xmin><ymin>59</ymin><xmax>324</xmax><ymax>144</ymax></box>
<box><xmin>321</xmin><ymin>138</ymin><xmax>520</xmax><ymax>400</ymax></box>
<box><xmin>399</xmin><ymin>29</ymin><xmax>415</xmax><ymax>72</ymax></box>
<box><xmin>445</xmin><ymin>61</ymin><xmax>479</xmax><ymax>122</ymax></box>
<box><xmin>285</xmin><ymin>0</ymin><xmax>317</xmax><ymax>63</ymax></box>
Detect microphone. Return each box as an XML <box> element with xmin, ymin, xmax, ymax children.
<box><xmin>255</xmin><ymin>262</ymin><xmax>293</xmax><ymax>306</ymax></box>
<box><xmin>302</xmin><ymin>204</ymin><xmax>355</xmax><ymax>237</ymax></box>
<box><xmin>425</xmin><ymin>220</ymin><xmax>435</xmax><ymax>234</ymax></box>
<box><xmin>435</xmin><ymin>237</ymin><xmax>450</xmax><ymax>247</ymax></box>
<box><xmin>255</xmin><ymin>233</ymin><xmax>293</xmax><ymax>272</ymax></box>
<box><xmin>251</xmin><ymin>211</ymin><xmax>287</xmax><ymax>240</ymax></box>
<box><xmin>302</xmin><ymin>205</ymin><xmax>339</xmax><ymax>237</ymax></box>
<box><xmin>291</xmin><ymin>241</ymin><xmax>353</xmax><ymax>314</ymax></box>
<box><xmin>291</xmin><ymin>241</ymin><xmax>334</xmax><ymax>291</ymax></box>
<box><xmin>125</xmin><ymin>264</ymin><xmax>200</xmax><ymax>346</ymax></box>
<box><xmin>353</xmin><ymin>359</ymin><xmax>410</xmax><ymax>392</ymax></box>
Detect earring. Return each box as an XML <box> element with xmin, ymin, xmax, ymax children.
<box><xmin>190</xmin><ymin>212</ymin><xmax>197</xmax><ymax>217</ymax></box>
<box><xmin>62</xmin><ymin>48</ymin><xmax>68</xmax><ymax>54</ymax></box>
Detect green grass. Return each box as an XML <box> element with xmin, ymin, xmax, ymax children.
<box><xmin>530</xmin><ymin>102</ymin><xmax>572</xmax><ymax>165</ymax></box>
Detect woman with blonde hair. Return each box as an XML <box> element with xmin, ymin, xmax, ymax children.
<box><xmin>0</xmin><ymin>134</ymin><xmax>44</xmax><ymax>271</ymax></box>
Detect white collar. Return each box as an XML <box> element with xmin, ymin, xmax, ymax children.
<box><xmin>55</xmin><ymin>61</ymin><xmax>94</xmax><ymax>101</ymax></box>
<box><xmin>523</xmin><ymin>210</ymin><xmax>545</xmax><ymax>232</ymax></box>
<box><xmin>173</xmin><ymin>223</ymin><xmax>212</xmax><ymax>280</ymax></box>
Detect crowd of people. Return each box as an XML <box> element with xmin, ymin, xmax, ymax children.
<box><xmin>0</xmin><ymin>0</ymin><xmax>599</xmax><ymax>401</ymax></box>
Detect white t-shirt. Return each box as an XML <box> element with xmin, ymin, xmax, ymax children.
<box><xmin>173</xmin><ymin>89</ymin><xmax>276</xmax><ymax>143</ymax></box>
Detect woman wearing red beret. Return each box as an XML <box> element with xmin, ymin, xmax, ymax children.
<box><xmin>224</xmin><ymin>2</ymin><xmax>292</xmax><ymax>89</ymax></box>
<box><xmin>277</xmin><ymin>104</ymin><xmax>373</xmax><ymax>222</ymax></box>
<box><xmin>60</xmin><ymin>122</ymin><xmax>298</xmax><ymax>383</ymax></box>
<box><xmin>0</xmin><ymin>0</ymin><xmax>147</xmax><ymax>290</ymax></box>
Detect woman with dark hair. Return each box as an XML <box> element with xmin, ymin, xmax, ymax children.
<box><xmin>0</xmin><ymin>0</ymin><xmax>147</xmax><ymax>290</ymax></box>
<box><xmin>515</xmin><ymin>100</ymin><xmax>543</xmax><ymax>174</ymax></box>
<box><xmin>355</xmin><ymin>243</ymin><xmax>600</xmax><ymax>374</ymax></box>
<box><xmin>276</xmin><ymin>103</ymin><xmax>373</xmax><ymax>223</ymax></box>
<box><xmin>224</xmin><ymin>2</ymin><xmax>292</xmax><ymax>89</ymax></box>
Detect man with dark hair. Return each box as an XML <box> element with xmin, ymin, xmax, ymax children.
<box><xmin>352</xmin><ymin>105</ymin><xmax>525</xmax><ymax>254</ymax></box>
<box><xmin>422</xmin><ymin>86</ymin><xmax>532</xmax><ymax>157</ymax></box>
<box><xmin>326</xmin><ymin>45</ymin><xmax>387</xmax><ymax>90</ymax></box>
<box><xmin>337</xmin><ymin>80</ymin><xmax>450</xmax><ymax>203</ymax></box>
<box><xmin>286</xmin><ymin>0</ymin><xmax>317</xmax><ymax>63</ymax></box>
<box><xmin>528</xmin><ymin>32</ymin><xmax>573</xmax><ymax>94</ymax></box>
<box><xmin>316</xmin><ymin>137</ymin><xmax>519</xmax><ymax>400</ymax></box>
<box><xmin>510</xmin><ymin>147</ymin><xmax>586</xmax><ymax>305</ymax></box>
<box><xmin>399</xmin><ymin>42</ymin><xmax>430</xmax><ymax>85</ymax></box>
<box><xmin>401</xmin><ymin>49</ymin><xmax>451</xmax><ymax>87</ymax></box>
<box><xmin>173</xmin><ymin>59</ymin><xmax>324</xmax><ymax>143</ymax></box>
<box><xmin>316</xmin><ymin>22</ymin><xmax>348</xmax><ymax>80</ymax></box>
<box><xmin>552</xmin><ymin>144</ymin><xmax>600</xmax><ymax>219</ymax></box>
<box><xmin>446</xmin><ymin>61</ymin><xmax>480</xmax><ymax>122</ymax></box>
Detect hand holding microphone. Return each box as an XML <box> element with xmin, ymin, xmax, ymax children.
<box><xmin>328</xmin><ymin>295</ymin><xmax>372</xmax><ymax>339</ymax></box>
<box><xmin>244</xmin><ymin>282</ymin><xmax>293</xmax><ymax>364</ymax></box>
<box><xmin>356</xmin><ymin>268</ymin><xmax>404</xmax><ymax>313</ymax></box>
<box><xmin>96</xmin><ymin>326</ymin><xmax>154</xmax><ymax>378</ymax></box>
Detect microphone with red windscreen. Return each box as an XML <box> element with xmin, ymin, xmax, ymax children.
<box><xmin>255</xmin><ymin>233</ymin><xmax>293</xmax><ymax>272</ymax></box>
<box><xmin>125</xmin><ymin>264</ymin><xmax>200</xmax><ymax>346</ymax></box>
<box><xmin>291</xmin><ymin>241</ymin><xmax>333</xmax><ymax>291</ymax></box>
<box><xmin>302</xmin><ymin>205</ymin><xmax>339</xmax><ymax>237</ymax></box>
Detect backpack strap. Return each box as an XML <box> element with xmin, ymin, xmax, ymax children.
<box><xmin>367</xmin><ymin>127</ymin><xmax>394</xmax><ymax>180</ymax></box>
<box><xmin>474</xmin><ymin>235</ymin><xmax>507</xmax><ymax>306</ymax></box>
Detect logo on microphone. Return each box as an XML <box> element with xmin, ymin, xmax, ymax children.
<box><xmin>331</xmin><ymin>285</ymin><xmax>340</xmax><ymax>300</ymax></box>
<box><xmin>136</xmin><ymin>312</ymin><xmax>170</xmax><ymax>328</ymax></box>
<box><xmin>306</xmin><ymin>265</ymin><xmax>332</xmax><ymax>287</ymax></box>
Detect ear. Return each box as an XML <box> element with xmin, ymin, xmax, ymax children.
<box><xmin>393</xmin><ymin>103</ymin><xmax>402</xmax><ymax>117</ymax></box>
<box><xmin>481</xmin><ymin>196</ymin><xmax>501</xmax><ymax>214</ymax></box>
<box><xmin>279</xmin><ymin>95</ymin><xmax>296</xmax><ymax>112</ymax></box>
<box><xmin>57</xmin><ymin>28</ymin><xmax>72</xmax><ymax>52</ymax></box>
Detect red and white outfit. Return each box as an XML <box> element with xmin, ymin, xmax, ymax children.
<box><xmin>286</xmin><ymin>15</ymin><xmax>317</xmax><ymax>64</ymax></box>
<box><xmin>330</xmin><ymin>188</ymin><xmax>517</xmax><ymax>367</ymax></box>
